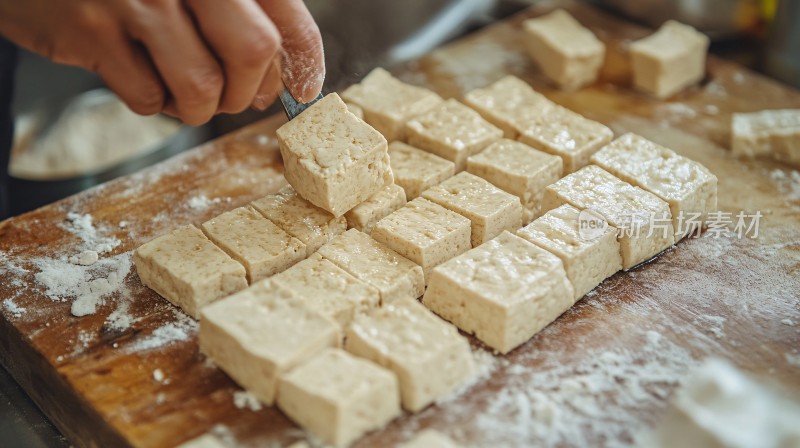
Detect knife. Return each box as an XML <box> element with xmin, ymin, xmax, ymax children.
<box><xmin>279</xmin><ymin>89</ymin><xmax>324</xmax><ymax>120</ymax></box>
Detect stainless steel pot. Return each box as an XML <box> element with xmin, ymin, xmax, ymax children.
<box><xmin>595</xmin><ymin>0</ymin><xmax>762</xmax><ymax>37</ymax></box>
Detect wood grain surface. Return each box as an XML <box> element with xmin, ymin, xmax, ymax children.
<box><xmin>1</xmin><ymin>2</ymin><xmax>799</xmax><ymax>447</ymax></box>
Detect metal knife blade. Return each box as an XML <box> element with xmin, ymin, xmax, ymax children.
<box><xmin>279</xmin><ymin>89</ymin><xmax>324</xmax><ymax>120</ymax></box>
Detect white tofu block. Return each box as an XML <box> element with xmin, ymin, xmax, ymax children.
<box><xmin>591</xmin><ymin>133</ymin><xmax>718</xmax><ymax>239</ymax></box>
<box><xmin>345</xmin><ymin>102</ymin><xmax>364</xmax><ymax>120</ymax></box>
<box><xmin>372</xmin><ymin>198</ymin><xmax>471</xmax><ymax>281</ymax></box>
<box><xmin>423</xmin><ymin>231</ymin><xmax>574</xmax><ymax>354</ymax></box>
<box><xmin>517</xmin><ymin>102</ymin><xmax>614</xmax><ymax>174</ymax></box>
<box><xmin>198</xmin><ymin>279</ymin><xmax>340</xmax><ymax>405</ymax></box>
<box><xmin>522</xmin><ymin>9</ymin><xmax>605</xmax><ymax>90</ymax></box>
<box><xmin>341</xmin><ymin>68</ymin><xmax>444</xmax><ymax>141</ymax></box>
<box><xmin>317</xmin><ymin>229</ymin><xmax>424</xmax><ymax>304</ymax></box>
<box><xmin>389</xmin><ymin>141</ymin><xmax>455</xmax><ymax>200</ymax></box>
<box><xmin>542</xmin><ymin>165</ymin><xmax>675</xmax><ymax>269</ymax></box>
<box><xmin>276</xmin><ymin>93</ymin><xmax>392</xmax><ymax>217</ymax></box>
<box><xmin>404</xmin><ymin>99</ymin><xmax>503</xmax><ymax>172</ymax></box>
<box><xmin>517</xmin><ymin>204</ymin><xmax>622</xmax><ymax>301</ymax></box>
<box><xmin>630</xmin><ymin>20</ymin><xmax>709</xmax><ymax>99</ymax></box>
<box><xmin>398</xmin><ymin>430</ymin><xmax>460</xmax><ymax>448</ymax></box>
<box><xmin>731</xmin><ymin>109</ymin><xmax>800</xmax><ymax>167</ymax></box>
<box><xmin>467</xmin><ymin>139</ymin><xmax>562</xmax><ymax>224</ymax></box>
<box><xmin>422</xmin><ymin>172</ymin><xmax>523</xmax><ymax>247</ymax></box>
<box><xmin>251</xmin><ymin>186</ymin><xmax>347</xmax><ymax>256</ymax></box>
<box><xmin>345</xmin><ymin>297</ymin><xmax>475</xmax><ymax>412</ymax></box>
<box><xmin>133</xmin><ymin>225</ymin><xmax>247</xmax><ymax>318</ymax></box>
<box><xmin>462</xmin><ymin>75</ymin><xmax>551</xmax><ymax>139</ymax></box>
<box><xmin>271</xmin><ymin>254</ymin><xmax>380</xmax><ymax>328</ymax></box>
<box><xmin>201</xmin><ymin>206</ymin><xmax>305</xmax><ymax>283</ymax></box>
<box><xmin>344</xmin><ymin>184</ymin><xmax>407</xmax><ymax>235</ymax></box>
<box><xmin>277</xmin><ymin>348</ymin><xmax>401</xmax><ymax>448</ymax></box>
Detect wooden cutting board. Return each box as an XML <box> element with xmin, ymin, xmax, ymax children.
<box><xmin>1</xmin><ymin>1</ymin><xmax>799</xmax><ymax>447</ymax></box>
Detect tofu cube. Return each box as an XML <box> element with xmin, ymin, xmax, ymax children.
<box><xmin>630</xmin><ymin>21</ymin><xmax>709</xmax><ymax>99</ymax></box>
<box><xmin>341</xmin><ymin>68</ymin><xmax>443</xmax><ymax>141</ymax></box>
<box><xmin>591</xmin><ymin>133</ymin><xmax>718</xmax><ymax>239</ymax></box>
<box><xmin>421</xmin><ymin>172</ymin><xmax>523</xmax><ymax>247</ymax></box>
<box><xmin>423</xmin><ymin>231</ymin><xmax>574</xmax><ymax>354</ymax></box>
<box><xmin>251</xmin><ymin>186</ymin><xmax>347</xmax><ymax>256</ymax></box>
<box><xmin>372</xmin><ymin>197</ymin><xmax>471</xmax><ymax>281</ymax></box>
<box><xmin>345</xmin><ymin>102</ymin><xmax>364</xmax><ymax>120</ymax></box>
<box><xmin>517</xmin><ymin>204</ymin><xmax>622</xmax><ymax>301</ymax></box>
<box><xmin>517</xmin><ymin>102</ymin><xmax>614</xmax><ymax>174</ymax></box>
<box><xmin>344</xmin><ymin>184</ymin><xmax>407</xmax><ymax>235</ymax></box>
<box><xmin>521</xmin><ymin>9</ymin><xmax>605</xmax><ymax>90</ymax></box>
<box><xmin>271</xmin><ymin>254</ymin><xmax>380</xmax><ymax>328</ymax></box>
<box><xmin>133</xmin><ymin>225</ymin><xmax>247</xmax><ymax>318</ymax></box>
<box><xmin>389</xmin><ymin>141</ymin><xmax>455</xmax><ymax>200</ymax></box>
<box><xmin>317</xmin><ymin>229</ymin><xmax>424</xmax><ymax>304</ymax></box>
<box><xmin>398</xmin><ymin>430</ymin><xmax>459</xmax><ymax>448</ymax></box>
<box><xmin>276</xmin><ymin>93</ymin><xmax>392</xmax><ymax>217</ymax></box>
<box><xmin>467</xmin><ymin>139</ymin><xmax>563</xmax><ymax>224</ymax></box>
<box><xmin>463</xmin><ymin>75</ymin><xmax>551</xmax><ymax>139</ymax></box>
<box><xmin>277</xmin><ymin>348</ymin><xmax>401</xmax><ymax>448</ymax></box>
<box><xmin>404</xmin><ymin>99</ymin><xmax>503</xmax><ymax>172</ymax></box>
<box><xmin>542</xmin><ymin>165</ymin><xmax>675</xmax><ymax>269</ymax></box>
<box><xmin>200</xmin><ymin>206</ymin><xmax>305</xmax><ymax>283</ymax></box>
<box><xmin>731</xmin><ymin>109</ymin><xmax>800</xmax><ymax>167</ymax></box>
<box><xmin>198</xmin><ymin>279</ymin><xmax>340</xmax><ymax>405</ymax></box>
<box><xmin>345</xmin><ymin>297</ymin><xmax>475</xmax><ymax>412</ymax></box>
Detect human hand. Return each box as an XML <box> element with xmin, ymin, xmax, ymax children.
<box><xmin>0</xmin><ymin>0</ymin><xmax>325</xmax><ymax>125</ymax></box>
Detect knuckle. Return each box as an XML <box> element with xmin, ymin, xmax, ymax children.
<box><xmin>127</xmin><ymin>85</ymin><xmax>165</xmax><ymax>115</ymax></box>
<box><xmin>183</xmin><ymin>68</ymin><xmax>224</xmax><ymax>104</ymax></box>
<box><xmin>236</xmin><ymin>29</ymin><xmax>280</xmax><ymax>69</ymax></box>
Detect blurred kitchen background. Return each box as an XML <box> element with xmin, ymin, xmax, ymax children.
<box><xmin>1</xmin><ymin>0</ymin><xmax>799</xmax><ymax>446</ymax></box>
<box><xmin>6</xmin><ymin>0</ymin><xmax>798</xmax><ymax>218</ymax></box>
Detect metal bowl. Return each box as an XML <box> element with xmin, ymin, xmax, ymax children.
<box><xmin>595</xmin><ymin>0</ymin><xmax>762</xmax><ymax>37</ymax></box>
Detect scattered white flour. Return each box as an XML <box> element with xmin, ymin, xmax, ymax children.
<box><xmin>429</xmin><ymin>38</ymin><xmax>527</xmax><ymax>92</ymax></box>
<box><xmin>105</xmin><ymin>301</ymin><xmax>135</xmax><ymax>331</ymax></box>
<box><xmin>3</xmin><ymin>298</ymin><xmax>26</xmax><ymax>318</ymax></box>
<box><xmin>417</xmin><ymin>330</ymin><xmax>697</xmax><ymax>447</ymax></box>
<box><xmin>69</xmin><ymin>250</ymin><xmax>98</xmax><ymax>266</ymax></box>
<box><xmin>695</xmin><ymin>315</ymin><xmax>726</xmax><ymax>339</ymax></box>
<box><xmin>437</xmin><ymin>348</ymin><xmax>501</xmax><ymax>405</ymax></box>
<box><xmin>233</xmin><ymin>390</ymin><xmax>264</xmax><ymax>412</ymax></box>
<box><xmin>770</xmin><ymin>169</ymin><xmax>800</xmax><ymax>208</ymax></box>
<box><xmin>643</xmin><ymin>358</ymin><xmax>800</xmax><ymax>448</ymax></box>
<box><xmin>153</xmin><ymin>369</ymin><xmax>165</xmax><ymax>383</ymax></box>
<box><xmin>0</xmin><ymin>251</ymin><xmax>29</xmax><ymax>277</ymax></box>
<box><xmin>63</xmin><ymin>212</ymin><xmax>121</xmax><ymax>254</ymax></box>
<box><xmin>33</xmin><ymin>252</ymin><xmax>132</xmax><ymax>317</ymax></box>
<box><xmin>704</xmin><ymin>81</ymin><xmax>728</xmax><ymax>97</ymax></box>
<box><xmin>126</xmin><ymin>311</ymin><xmax>197</xmax><ymax>352</ymax></box>
<box><xmin>70</xmin><ymin>330</ymin><xmax>96</xmax><ymax>356</ymax></box>
<box><xmin>187</xmin><ymin>195</ymin><xmax>222</xmax><ymax>211</ymax></box>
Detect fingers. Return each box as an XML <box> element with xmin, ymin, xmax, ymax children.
<box><xmin>127</xmin><ymin>1</ymin><xmax>224</xmax><ymax>125</ymax></box>
<box><xmin>252</xmin><ymin>59</ymin><xmax>283</xmax><ymax>111</ymax></box>
<box><xmin>256</xmin><ymin>0</ymin><xmax>325</xmax><ymax>103</ymax></box>
<box><xmin>186</xmin><ymin>0</ymin><xmax>281</xmax><ymax>115</ymax></box>
<box><xmin>96</xmin><ymin>40</ymin><xmax>165</xmax><ymax>116</ymax></box>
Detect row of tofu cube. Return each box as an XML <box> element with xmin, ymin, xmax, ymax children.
<box><xmin>521</xmin><ymin>9</ymin><xmax>708</xmax><ymax>97</ymax></box>
<box><xmin>135</xmin><ymin>70</ymin><xmax>716</xmax><ymax>447</ymax></box>
<box><xmin>529</xmin><ymin>10</ymin><xmax>799</xmax><ymax>169</ymax></box>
